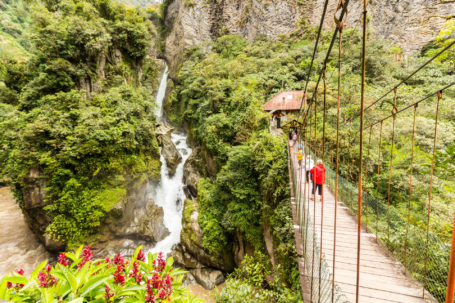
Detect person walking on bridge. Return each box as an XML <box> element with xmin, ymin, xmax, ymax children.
<box><xmin>310</xmin><ymin>159</ymin><xmax>326</xmax><ymax>201</ymax></box>
<box><xmin>294</xmin><ymin>146</ymin><xmax>304</xmax><ymax>169</ymax></box>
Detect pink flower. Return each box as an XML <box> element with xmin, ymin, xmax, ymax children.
<box><xmin>45</xmin><ymin>265</ymin><xmax>52</xmax><ymax>273</ymax></box>
<box><xmin>104</xmin><ymin>285</ymin><xmax>114</xmax><ymax>302</ymax></box>
<box><xmin>158</xmin><ymin>289</ymin><xmax>166</xmax><ymax>299</ymax></box>
<box><xmin>78</xmin><ymin>246</ymin><xmax>93</xmax><ymax>269</ymax></box>
<box><xmin>137</xmin><ymin>249</ymin><xmax>146</xmax><ymax>262</ymax></box>
<box><xmin>145</xmin><ymin>279</ymin><xmax>156</xmax><ymax>303</ymax></box>
<box><xmin>153</xmin><ymin>252</ymin><xmax>166</xmax><ymax>272</ymax></box>
<box><xmin>16</xmin><ymin>269</ymin><xmax>24</xmax><ymax>275</ymax></box>
<box><xmin>37</xmin><ymin>270</ymin><xmax>57</xmax><ymax>288</ymax></box>
<box><xmin>58</xmin><ymin>253</ymin><xmax>68</xmax><ymax>266</ymax></box>
<box><xmin>128</xmin><ymin>261</ymin><xmax>142</xmax><ymax>284</ymax></box>
<box><xmin>113</xmin><ymin>253</ymin><xmax>125</xmax><ymax>267</ymax></box>
<box><xmin>113</xmin><ymin>265</ymin><xmax>126</xmax><ymax>285</ymax></box>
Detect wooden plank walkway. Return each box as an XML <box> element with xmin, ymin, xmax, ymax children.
<box><xmin>288</xmin><ymin>144</ymin><xmax>437</xmax><ymax>303</ymax></box>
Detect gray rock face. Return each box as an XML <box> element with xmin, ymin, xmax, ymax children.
<box><xmin>190</xmin><ymin>268</ymin><xmax>225</xmax><ymax>290</ymax></box>
<box><xmin>183</xmin><ymin>147</ymin><xmax>204</xmax><ymax>197</ymax></box>
<box><xmin>175</xmin><ymin>199</ymin><xmax>235</xmax><ymax>272</ymax></box>
<box><xmin>94</xmin><ymin>181</ymin><xmax>169</xmax><ymax>257</ymax></box>
<box><xmin>156</xmin><ymin>123</ymin><xmax>182</xmax><ymax>176</ymax></box>
<box><xmin>164</xmin><ymin>0</ymin><xmax>303</xmax><ymax>76</ymax></box>
<box><xmin>164</xmin><ymin>0</ymin><xmax>455</xmax><ymax>76</ymax></box>
<box><xmin>301</xmin><ymin>0</ymin><xmax>455</xmax><ymax>55</ymax></box>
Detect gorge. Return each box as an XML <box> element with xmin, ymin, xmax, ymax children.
<box><xmin>0</xmin><ymin>0</ymin><xmax>454</xmax><ymax>301</ymax></box>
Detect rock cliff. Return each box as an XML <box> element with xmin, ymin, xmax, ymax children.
<box><xmin>164</xmin><ymin>0</ymin><xmax>455</xmax><ymax>75</ymax></box>
<box><xmin>164</xmin><ymin>0</ymin><xmax>304</xmax><ymax>76</ymax></box>
<box><xmin>305</xmin><ymin>0</ymin><xmax>455</xmax><ymax>54</ymax></box>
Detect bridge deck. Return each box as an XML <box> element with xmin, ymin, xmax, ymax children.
<box><xmin>289</xmin><ymin>144</ymin><xmax>437</xmax><ymax>303</ymax></box>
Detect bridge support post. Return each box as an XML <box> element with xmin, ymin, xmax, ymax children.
<box><xmin>445</xmin><ymin>214</ymin><xmax>455</xmax><ymax>303</ymax></box>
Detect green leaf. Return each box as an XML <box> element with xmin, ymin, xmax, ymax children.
<box><xmin>115</xmin><ymin>285</ymin><xmax>144</xmax><ymax>297</ymax></box>
<box><xmin>68</xmin><ymin>298</ymin><xmax>84</xmax><ymax>303</ymax></box>
<box><xmin>65</xmin><ymin>271</ymin><xmax>78</xmax><ymax>294</ymax></box>
<box><xmin>3</xmin><ymin>276</ymin><xmax>28</xmax><ymax>285</ymax></box>
<box><xmin>79</xmin><ymin>274</ymin><xmax>112</xmax><ymax>297</ymax></box>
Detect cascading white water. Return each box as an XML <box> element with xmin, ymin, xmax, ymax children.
<box><xmin>149</xmin><ymin>66</ymin><xmax>192</xmax><ymax>255</ymax></box>
<box><xmin>155</xmin><ymin>66</ymin><xmax>168</xmax><ymax>119</ymax></box>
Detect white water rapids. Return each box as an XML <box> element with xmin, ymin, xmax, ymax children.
<box><xmin>149</xmin><ymin>66</ymin><xmax>191</xmax><ymax>255</ymax></box>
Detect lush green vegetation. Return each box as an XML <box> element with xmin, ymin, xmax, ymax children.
<box><xmin>166</xmin><ymin>35</ymin><xmax>306</xmax><ymax>299</ymax></box>
<box><xmin>0</xmin><ymin>0</ymin><xmax>32</xmax><ymax>60</ymax></box>
<box><xmin>0</xmin><ymin>0</ymin><xmax>162</xmax><ymax>247</ymax></box>
<box><xmin>215</xmin><ymin>254</ymin><xmax>301</xmax><ymax>303</ymax></box>
<box><xmin>0</xmin><ymin>245</ymin><xmax>200</xmax><ymax>302</ymax></box>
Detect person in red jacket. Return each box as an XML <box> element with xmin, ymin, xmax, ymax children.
<box><xmin>310</xmin><ymin>159</ymin><xmax>326</xmax><ymax>200</ymax></box>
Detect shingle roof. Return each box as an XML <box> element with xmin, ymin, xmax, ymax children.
<box><xmin>262</xmin><ymin>91</ymin><xmax>305</xmax><ymax>111</ymax></box>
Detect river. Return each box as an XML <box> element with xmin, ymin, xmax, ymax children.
<box><xmin>0</xmin><ymin>187</ymin><xmax>49</xmax><ymax>277</ymax></box>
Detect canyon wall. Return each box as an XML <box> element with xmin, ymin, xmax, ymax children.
<box><xmin>164</xmin><ymin>0</ymin><xmax>455</xmax><ymax>76</ymax></box>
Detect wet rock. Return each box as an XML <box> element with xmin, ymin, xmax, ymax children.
<box><xmin>156</xmin><ymin>123</ymin><xmax>182</xmax><ymax>176</ymax></box>
<box><xmin>233</xmin><ymin>231</ymin><xmax>255</xmax><ymax>267</ymax></box>
<box><xmin>190</xmin><ymin>268</ymin><xmax>225</xmax><ymax>290</ymax></box>
<box><xmin>44</xmin><ymin>234</ymin><xmax>65</xmax><ymax>252</ymax></box>
<box><xmin>141</xmin><ymin>201</ymin><xmax>170</xmax><ymax>242</ymax></box>
<box><xmin>183</xmin><ymin>147</ymin><xmax>204</xmax><ymax>197</ymax></box>
<box><xmin>179</xmin><ymin>199</ymin><xmax>234</xmax><ymax>272</ymax></box>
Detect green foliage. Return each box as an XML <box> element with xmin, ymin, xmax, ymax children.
<box><xmin>0</xmin><ymin>0</ymin><xmax>161</xmax><ymax>246</ymax></box>
<box><xmin>215</xmin><ymin>254</ymin><xmax>303</xmax><ymax>303</ymax></box>
<box><xmin>169</xmin><ymin>34</ymin><xmax>301</xmax><ymax>299</ymax></box>
<box><xmin>0</xmin><ymin>245</ymin><xmax>201</xmax><ymax>302</ymax></box>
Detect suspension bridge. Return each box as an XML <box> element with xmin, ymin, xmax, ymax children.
<box><xmin>283</xmin><ymin>0</ymin><xmax>455</xmax><ymax>302</ymax></box>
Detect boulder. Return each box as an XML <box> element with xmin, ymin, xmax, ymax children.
<box><xmin>156</xmin><ymin>124</ymin><xmax>182</xmax><ymax>176</ymax></box>
<box><xmin>179</xmin><ymin>199</ymin><xmax>234</xmax><ymax>272</ymax></box>
<box><xmin>44</xmin><ymin>234</ymin><xmax>65</xmax><ymax>252</ymax></box>
<box><xmin>112</xmin><ymin>198</ymin><xmax>169</xmax><ymax>243</ymax></box>
<box><xmin>183</xmin><ymin>147</ymin><xmax>204</xmax><ymax>197</ymax></box>
<box><xmin>190</xmin><ymin>268</ymin><xmax>225</xmax><ymax>290</ymax></box>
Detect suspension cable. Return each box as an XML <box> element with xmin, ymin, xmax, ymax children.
<box><xmin>299</xmin><ymin>0</ymin><xmax>351</xmax><ymax>127</ymax></box>
<box><xmin>404</xmin><ymin>103</ymin><xmax>418</xmax><ymax>267</ymax></box>
<box><xmin>364</xmin><ymin>126</ymin><xmax>373</xmax><ymax>226</ymax></box>
<box><xmin>366</xmin><ymin>82</ymin><xmax>455</xmax><ymax>129</ymax></box>
<box><xmin>355</xmin><ymin>0</ymin><xmax>368</xmax><ymax>301</ymax></box>
<box><xmin>423</xmin><ymin>90</ymin><xmax>443</xmax><ymax>298</ymax></box>
<box><xmin>332</xmin><ymin>24</ymin><xmax>343</xmax><ymax>303</ymax></box>
<box><xmin>386</xmin><ymin>88</ymin><xmax>398</xmax><ymax>241</ymax></box>
<box><xmin>375</xmin><ymin>121</ymin><xmax>383</xmax><ymax>236</ymax></box>
<box><xmin>365</xmin><ymin>39</ymin><xmax>455</xmax><ymax>111</ymax></box>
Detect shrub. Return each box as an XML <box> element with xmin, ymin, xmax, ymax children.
<box><xmin>0</xmin><ymin>246</ymin><xmax>201</xmax><ymax>303</ymax></box>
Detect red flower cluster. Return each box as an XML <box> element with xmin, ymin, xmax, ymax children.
<box><xmin>145</xmin><ymin>279</ymin><xmax>156</xmax><ymax>303</ymax></box>
<box><xmin>149</xmin><ymin>273</ymin><xmax>173</xmax><ymax>300</ymax></box>
<box><xmin>113</xmin><ymin>265</ymin><xmax>126</xmax><ymax>285</ymax></box>
<box><xmin>58</xmin><ymin>253</ymin><xmax>68</xmax><ymax>267</ymax></box>
<box><xmin>37</xmin><ymin>265</ymin><xmax>57</xmax><ymax>288</ymax></box>
<box><xmin>153</xmin><ymin>252</ymin><xmax>166</xmax><ymax>272</ymax></box>
<box><xmin>16</xmin><ymin>269</ymin><xmax>24</xmax><ymax>275</ymax></box>
<box><xmin>137</xmin><ymin>249</ymin><xmax>146</xmax><ymax>262</ymax></box>
<box><xmin>78</xmin><ymin>246</ymin><xmax>92</xmax><ymax>269</ymax></box>
<box><xmin>104</xmin><ymin>285</ymin><xmax>114</xmax><ymax>302</ymax></box>
<box><xmin>129</xmin><ymin>261</ymin><xmax>142</xmax><ymax>284</ymax></box>
<box><xmin>113</xmin><ymin>253</ymin><xmax>126</xmax><ymax>267</ymax></box>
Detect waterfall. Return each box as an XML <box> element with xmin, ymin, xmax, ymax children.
<box><xmin>149</xmin><ymin>66</ymin><xmax>192</xmax><ymax>255</ymax></box>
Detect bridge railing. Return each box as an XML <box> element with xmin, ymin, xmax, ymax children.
<box><xmin>305</xmin><ymin>147</ymin><xmax>450</xmax><ymax>302</ymax></box>
<box><xmin>289</xmin><ymin>144</ymin><xmax>350</xmax><ymax>303</ymax></box>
